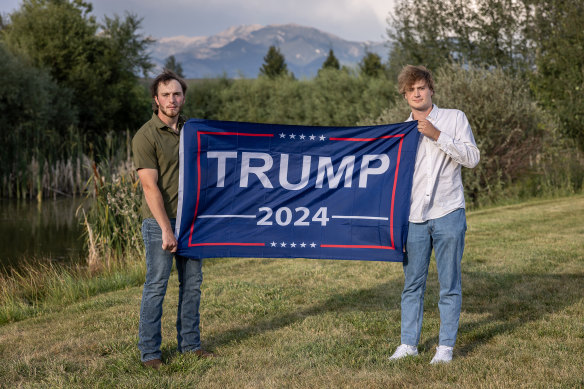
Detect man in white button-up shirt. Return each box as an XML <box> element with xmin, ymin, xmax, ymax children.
<box><xmin>389</xmin><ymin>65</ymin><xmax>480</xmax><ymax>364</ymax></box>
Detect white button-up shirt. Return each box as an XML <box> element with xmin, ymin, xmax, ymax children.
<box><xmin>407</xmin><ymin>105</ymin><xmax>480</xmax><ymax>223</ymax></box>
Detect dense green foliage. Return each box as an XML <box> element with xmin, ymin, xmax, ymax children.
<box><xmin>0</xmin><ymin>42</ymin><xmax>77</xmax><ymax>151</ymax></box>
<box><xmin>529</xmin><ymin>0</ymin><xmax>584</xmax><ymax>150</ymax></box>
<box><xmin>0</xmin><ymin>42</ymin><xmax>84</xmax><ymax>198</ymax></box>
<box><xmin>183</xmin><ymin>69</ymin><xmax>396</xmax><ymax>127</ymax></box>
<box><xmin>2</xmin><ymin>0</ymin><xmax>153</xmax><ymax>137</ymax></box>
<box><xmin>184</xmin><ymin>77</ymin><xmax>234</xmax><ymax>120</ymax></box>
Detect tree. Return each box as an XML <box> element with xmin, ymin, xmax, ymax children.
<box><xmin>321</xmin><ymin>49</ymin><xmax>340</xmax><ymax>70</ymax></box>
<box><xmin>2</xmin><ymin>0</ymin><xmax>98</xmax><ymax>84</ymax></box>
<box><xmin>164</xmin><ymin>55</ymin><xmax>184</xmax><ymax>78</ymax></box>
<box><xmin>95</xmin><ymin>13</ymin><xmax>155</xmax><ymax>133</ymax></box>
<box><xmin>2</xmin><ymin>0</ymin><xmax>153</xmax><ymax>139</ymax></box>
<box><xmin>359</xmin><ymin>51</ymin><xmax>385</xmax><ymax>78</ymax></box>
<box><xmin>259</xmin><ymin>45</ymin><xmax>288</xmax><ymax>78</ymax></box>
<box><xmin>386</xmin><ymin>0</ymin><xmax>534</xmax><ymax>76</ymax></box>
<box><xmin>530</xmin><ymin>0</ymin><xmax>584</xmax><ymax>149</ymax></box>
<box><xmin>0</xmin><ymin>42</ymin><xmax>77</xmax><ymax>189</ymax></box>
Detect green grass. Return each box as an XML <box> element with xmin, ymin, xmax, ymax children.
<box><xmin>0</xmin><ymin>260</ymin><xmax>146</xmax><ymax>324</ymax></box>
<box><xmin>0</xmin><ymin>195</ymin><xmax>583</xmax><ymax>388</ymax></box>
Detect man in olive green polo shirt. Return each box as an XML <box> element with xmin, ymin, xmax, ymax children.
<box><xmin>133</xmin><ymin>70</ymin><xmax>213</xmax><ymax>370</ymax></box>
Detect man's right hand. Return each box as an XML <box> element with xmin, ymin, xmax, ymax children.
<box><xmin>162</xmin><ymin>229</ymin><xmax>178</xmax><ymax>253</ymax></box>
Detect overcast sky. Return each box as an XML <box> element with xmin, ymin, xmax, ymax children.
<box><xmin>0</xmin><ymin>0</ymin><xmax>395</xmax><ymax>42</ymax></box>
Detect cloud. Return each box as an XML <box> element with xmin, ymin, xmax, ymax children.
<box><xmin>1</xmin><ymin>0</ymin><xmax>395</xmax><ymax>42</ymax></box>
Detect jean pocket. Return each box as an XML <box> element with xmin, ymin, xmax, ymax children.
<box><xmin>143</xmin><ymin>218</ymin><xmax>162</xmax><ymax>243</ymax></box>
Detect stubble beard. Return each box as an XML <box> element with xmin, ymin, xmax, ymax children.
<box><xmin>158</xmin><ymin>105</ymin><xmax>180</xmax><ymax>119</ymax></box>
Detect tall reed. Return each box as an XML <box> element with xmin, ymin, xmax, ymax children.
<box><xmin>82</xmin><ymin>159</ymin><xmax>144</xmax><ymax>272</ymax></box>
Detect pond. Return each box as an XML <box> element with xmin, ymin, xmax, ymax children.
<box><xmin>0</xmin><ymin>198</ymin><xmax>89</xmax><ymax>273</ymax></box>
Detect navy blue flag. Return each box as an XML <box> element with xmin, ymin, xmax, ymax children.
<box><xmin>176</xmin><ymin>119</ymin><xmax>420</xmax><ymax>262</ymax></box>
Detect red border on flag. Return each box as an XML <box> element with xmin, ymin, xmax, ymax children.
<box><xmin>188</xmin><ymin>131</ymin><xmax>273</xmax><ymax>247</ymax></box>
<box><xmin>321</xmin><ymin>135</ymin><xmax>404</xmax><ymax>250</ymax></box>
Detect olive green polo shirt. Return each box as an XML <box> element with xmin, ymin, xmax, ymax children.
<box><xmin>132</xmin><ymin>113</ymin><xmax>185</xmax><ymax>220</ymax></box>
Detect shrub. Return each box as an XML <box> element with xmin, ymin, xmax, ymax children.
<box><xmin>217</xmin><ymin>70</ymin><xmax>396</xmax><ymax>127</ymax></box>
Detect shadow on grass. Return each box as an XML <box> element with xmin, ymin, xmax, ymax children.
<box><xmin>205</xmin><ymin>277</ymin><xmax>404</xmax><ymax>350</ymax></box>
<box><xmin>206</xmin><ymin>270</ymin><xmax>583</xmax><ymax>356</ymax></box>
<box><xmin>420</xmin><ymin>271</ymin><xmax>584</xmax><ymax>355</ymax></box>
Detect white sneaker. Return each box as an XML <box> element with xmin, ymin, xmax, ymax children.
<box><xmin>430</xmin><ymin>345</ymin><xmax>453</xmax><ymax>364</ymax></box>
<box><xmin>389</xmin><ymin>344</ymin><xmax>418</xmax><ymax>360</ymax></box>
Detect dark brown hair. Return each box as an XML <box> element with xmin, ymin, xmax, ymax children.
<box><xmin>150</xmin><ymin>70</ymin><xmax>187</xmax><ymax>111</ymax></box>
<box><xmin>397</xmin><ymin>65</ymin><xmax>434</xmax><ymax>95</ymax></box>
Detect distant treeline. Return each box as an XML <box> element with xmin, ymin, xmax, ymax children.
<box><xmin>0</xmin><ymin>0</ymin><xmax>582</xmax><ymax>206</ymax></box>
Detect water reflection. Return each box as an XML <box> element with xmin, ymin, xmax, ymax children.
<box><xmin>0</xmin><ymin>198</ymin><xmax>89</xmax><ymax>272</ymax></box>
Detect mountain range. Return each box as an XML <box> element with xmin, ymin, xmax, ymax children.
<box><xmin>149</xmin><ymin>24</ymin><xmax>389</xmax><ymax>79</ymax></box>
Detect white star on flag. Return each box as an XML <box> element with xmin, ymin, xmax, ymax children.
<box><xmin>299</xmin><ymin>134</ymin><xmax>306</xmax><ymax>140</ymax></box>
<box><xmin>310</xmin><ymin>242</ymin><xmax>317</xmax><ymax>248</ymax></box>
<box><xmin>289</xmin><ymin>133</ymin><xmax>296</xmax><ymax>139</ymax></box>
<box><xmin>270</xmin><ymin>241</ymin><xmax>277</xmax><ymax>247</ymax></box>
<box><xmin>279</xmin><ymin>133</ymin><xmax>286</xmax><ymax>138</ymax></box>
<box><xmin>309</xmin><ymin>134</ymin><xmax>316</xmax><ymax>140</ymax></box>
<box><xmin>300</xmin><ymin>242</ymin><xmax>306</xmax><ymax>248</ymax></box>
<box><xmin>290</xmin><ymin>242</ymin><xmax>296</xmax><ymax>247</ymax></box>
<box><xmin>280</xmin><ymin>242</ymin><xmax>287</xmax><ymax>247</ymax></box>
<box><xmin>319</xmin><ymin>135</ymin><xmax>326</xmax><ymax>141</ymax></box>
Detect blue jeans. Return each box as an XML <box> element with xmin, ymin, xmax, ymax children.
<box><xmin>400</xmin><ymin>208</ymin><xmax>466</xmax><ymax>348</ymax></box>
<box><xmin>138</xmin><ymin>218</ymin><xmax>203</xmax><ymax>362</ymax></box>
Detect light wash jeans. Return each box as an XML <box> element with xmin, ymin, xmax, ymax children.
<box><xmin>138</xmin><ymin>218</ymin><xmax>203</xmax><ymax>362</ymax></box>
<box><xmin>400</xmin><ymin>208</ymin><xmax>466</xmax><ymax>348</ymax></box>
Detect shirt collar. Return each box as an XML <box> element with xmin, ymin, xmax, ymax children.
<box><xmin>408</xmin><ymin>104</ymin><xmax>439</xmax><ymax>121</ymax></box>
<box><xmin>151</xmin><ymin>112</ymin><xmax>185</xmax><ymax>133</ymax></box>
<box><xmin>427</xmin><ymin>104</ymin><xmax>439</xmax><ymax>122</ymax></box>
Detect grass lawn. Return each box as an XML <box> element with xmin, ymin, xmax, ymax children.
<box><xmin>1</xmin><ymin>196</ymin><xmax>583</xmax><ymax>388</ymax></box>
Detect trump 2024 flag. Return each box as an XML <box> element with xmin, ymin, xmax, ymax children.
<box><xmin>175</xmin><ymin>119</ymin><xmax>420</xmax><ymax>262</ymax></box>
